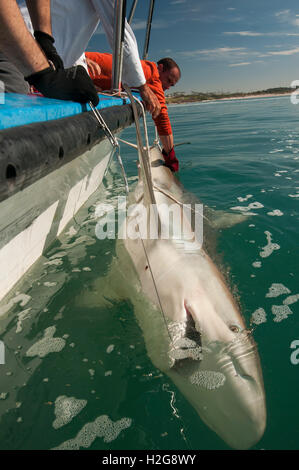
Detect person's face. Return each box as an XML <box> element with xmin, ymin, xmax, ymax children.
<box><xmin>158</xmin><ymin>64</ymin><xmax>180</xmax><ymax>91</ymax></box>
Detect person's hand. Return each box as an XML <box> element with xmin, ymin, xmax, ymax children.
<box><xmin>34</xmin><ymin>31</ymin><xmax>64</xmax><ymax>70</ymax></box>
<box><xmin>25</xmin><ymin>65</ymin><xmax>99</xmax><ymax>106</ymax></box>
<box><xmin>138</xmin><ymin>83</ymin><xmax>161</xmax><ymax>119</ymax></box>
<box><xmin>86</xmin><ymin>57</ymin><xmax>101</xmax><ymax>80</ymax></box>
<box><xmin>162</xmin><ymin>147</ymin><xmax>179</xmax><ymax>172</ymax></box>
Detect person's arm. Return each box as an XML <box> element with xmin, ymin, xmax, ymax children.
<box><xmin>86</xmin><ymin>56</ymin><xmax>102</xmax><ymax>81</ymax></box>
<box><xmin>159</xmin><ymin>134</ymin><xmax>174</xmax><ymax>155</ymax></box>
<box><xmin>26</xmin><ymin>0</ymin><xmax>64</xmax><ymax>70</ymax></box>
<box><xmin>145</xmin><ymin>70</ymin><xmax>178</xmax><ymax>171</ymax></box>
<box><xmin>25</xmin><ymin>0</ymin><xmax>52</xmax><ymax>34</ymax></box>
<box><xmin>146</xmin><ymin>68</ymin><xmax>174</xmax><ymax>151</ymax></box>
<box><xmin>0</xmin><ymin>0</ymin><xmax>49</xmax><ymax>76</ymax></box>
<box><xmin>94</xmin><ymin>0</ymin><xmax>160</xmax><ymax>118</ymax></box>
<box><xmin>138</xmin><ymin>83</ymin><xmax>160</xmax><ymax>119</ymax></box>
<box><xmin>0</xmin><ymin>0</ymin><xmax>99</xmax><ymax>104</ymax></box>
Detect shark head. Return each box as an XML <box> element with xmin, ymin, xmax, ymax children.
<box><xmin>167</xmin><ymin>305</ymin><xmax>266</xmax><ymax>450</ymax></box>
<box><xmin>120</xmin><ymin>234</ymin><xmax>266</xmax><ymax>449</ymax></box>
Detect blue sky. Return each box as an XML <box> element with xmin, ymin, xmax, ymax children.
<box><xmin>87</xmin><ymin>0</ymin><xmax>299</xmax><ymax>93</ymax></box>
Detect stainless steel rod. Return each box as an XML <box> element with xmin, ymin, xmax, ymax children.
<box><xmin>143</xmin><ymin>0</ymin><xmax>155</xmax><ymax>60</ymax></box>
<box><xmin>128</xmin><ymin>0</ymin><xmax>138</xmax><ymax>24</ymax></box>
<box><xmin>112</xmin><ymin>0</ymin><xmax>126</xmax><ymax>92</ymax></box>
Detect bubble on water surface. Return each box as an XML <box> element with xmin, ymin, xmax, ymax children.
<box><xmin>53</xmin><ymin>415</ymin><xmax>132</xmax><ymax>449</ymax></box>
<box><xmin>26</xmin><ymin>326</ymin><xmax>66</xmax><ymax>358</ymax></box>
<box><xmin>267</xmin><ymin>210</ymin><xmax>283</xmax><ymax>216</ymax></box>
<box><xmin>170</xmin><ymin>338</ymin><xmax>203</xmax><ymax>361</ymax></box>
<box><xmin>251</xmin><ymin>308</ymin><xmax>267</xmax><ymax>325</ymax></box>
<box><xmin>259</xmin><ymin>232</ymin><xmax>280</xmax><ymax>258</ymax></box>
<box><xmin>283</xmin><ymin>294</ymin><xmax>299</xmax><ymax>305</ymax></box>
<box><xmin>252</xmin><ymin>261</ymin><xmax>262</xmax><ymax>268</ymax></box>
<box><xmin>266</xmin><ymin>283</ymin><xmax>291</xmax><ymax>298</ymax></box>
<box><xmin>237</xmin><ymin>195</ymin><xmax>253</xmax><ymax>202</ymax></box>
<box><xmin>272</xmin><ymin>305</ymin><xmax>293</xmax><ymax>322</ymax></box>
<box><xmin>53</xmin><ymin>395</ymin><xmax>87</xmax><ymax>429</ymax></box>
<box><xmin>16</xmin><ymin>308</ymin><xmax>31</xmax><ymax>333</ymax></box>
<box><xmin>106</xmin><ymin>345</ymin><xmax>115</xmax><ymax>354</ymax></box>
<box><xmin>44</xmin><ymin>259</ymin><xmax>63</xmax><ymax>266</ymax></box>
<box><xmin>0</xmin><ymin>293</ymin><xmax>31</xmax><ymax>317</ymax></box>
<box><xmin>190</xmin><ymin>371</ymin><xmax>226</xmax><ymax>390</ymax></box>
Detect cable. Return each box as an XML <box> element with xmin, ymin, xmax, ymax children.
<box><xmin>88</xmin><ymin>101</ymin><xmax>129</xmax><ymax>193</ymax></box>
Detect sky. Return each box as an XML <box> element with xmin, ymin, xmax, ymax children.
<box><xmin>87</xmin><ymin>0</ymin><xmax>299</xmax><ymax>94</ymax></box>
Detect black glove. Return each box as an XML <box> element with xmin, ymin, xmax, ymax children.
<box><xmin>34</xmin><ymin>31</ymin><xmax>64</xmax><ymax>70</ymax></box>
<box><xmin>26</xmin><ymin>65</ymin><xmax>99</xmax><ymax>106</ymax></box>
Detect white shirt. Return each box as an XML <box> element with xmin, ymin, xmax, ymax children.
<box><xmin>18</xmin><ymin>0</ymin><xmax>146</xmax><ymax>87</ymax></box>
<box><xmin>51</xmin><ymin>0</ymin><xmax>146</xmax><ymax>87</ymax></box>
<box><xmin>17</xmin><ymin>1</ymin><xmax>33</xmax><ymax>34</ymax></box>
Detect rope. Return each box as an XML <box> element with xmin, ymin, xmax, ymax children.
<box><xmin>153</xmin><ymin>184</ymin><xmax>209</xmax><ymax>221</ymax></box>
<box><xmin>88</xmin><ymin>101</ymin><xmax>129</xmax><ymax>193</ymax></box>
<box><xmin>122</xmin><ymin>86</ymin><xmax>156</xmax><ymax>206</ymax></box>
<box><xmin>121</xmin><ymin>86</ymin><xmax>174</xmax><ymax>345</ymax></box>
<box><xmin>139</xmin><ymin>235</ymin><xmax>173</xmax><ymax>343</ymax></box>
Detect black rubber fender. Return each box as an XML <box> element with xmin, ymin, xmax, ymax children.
<box><xmin>0</xmin><ymin>103</ymin><xmax>135</xmax><ymax>203</ymax></box>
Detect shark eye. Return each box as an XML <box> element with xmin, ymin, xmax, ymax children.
<box><xmin>229</xmin><ymin>324</ymin><xmax>240</xmax><ymax>333</ymax></box>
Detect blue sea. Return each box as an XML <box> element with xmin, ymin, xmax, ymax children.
<box><xmin>0</xmin><ymin>95</ymin><xmax>298</xmax><ymax>450</ymax></box>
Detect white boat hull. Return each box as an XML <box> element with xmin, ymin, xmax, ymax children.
<box><xmin>0</xmin><ymin>139</ymin><xmax>112</xmax><ymax>302</ymax></box>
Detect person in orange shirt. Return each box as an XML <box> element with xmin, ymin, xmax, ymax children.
<box><xmin>85</xmin><ymin>52</ymin><xmax>181</xmax><ymax>172</ymax></box>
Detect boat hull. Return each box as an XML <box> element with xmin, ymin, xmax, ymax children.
<box><xmin>0</xmin><ymin>96</ymin><xmax>136</xmax><ymax>303</ymax></box>
<box><xmin>0</xmin><ymin>140</ymin><xmax>113</xmax><ymax>302</ymax></box>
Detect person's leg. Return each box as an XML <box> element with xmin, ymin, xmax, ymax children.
<box><xmin>0</xmin><ymin>51</ymin><xmax>29</xmax><ymax>94</ymax></box>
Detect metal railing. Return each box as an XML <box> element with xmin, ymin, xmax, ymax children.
<box><xmin>128</xmin><ymin>0</ymin><xmax>138</xmax><ymax>24</ymax></box>
<box><xmin>143</xmin><ymin>0</ymin><xmax>155</xmax><ymax>60</ymax></box>
<box><xmin>112</xmin><ymin>0</ymin><xmax>127</xmax><ymax>93</ymax></box>
<box><xmin>112</xmin><ymin>0</ymin><xmax>156</xmax><ymax>92</ymax></box>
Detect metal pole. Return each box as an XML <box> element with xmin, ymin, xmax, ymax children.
<box><xmin>112</xmin><ymin>0</ymin><xmax>127</xmax><ymax>92</ymax></box>
<box><xmin>143</xmin><ymin>0</ymin><xmax>155</xmax><ymax>60</ymax></box>
<box><xmin>128</xmin><ymin>0</ymin><xmax>138</xmax><ymax>25</ymax></box>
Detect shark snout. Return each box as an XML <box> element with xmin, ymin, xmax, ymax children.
<box><xmin>169</xmin><ymin>331</ymin><xmax>266</xmax><ymax>449</ymax></box>
<box><xmin>214</xmin><ymin>341</ymin><xmax>266</xmax><ymax>449</ymax></box>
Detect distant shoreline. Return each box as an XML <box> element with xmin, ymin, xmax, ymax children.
<box><xmin>211</xmin><ymin>92</ymin><xmax>291</xmax><ymax>102</ymax></box>
<box><xmin>166</xmin><ymin>89</ymin><xmax>293</xmax><ymax>105</ymax></box>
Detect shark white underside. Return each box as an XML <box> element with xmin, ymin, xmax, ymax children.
<box><xmin>81</xmin><ymin>146</ymin><xmax>266</xmax><ymax>449</ymax></box>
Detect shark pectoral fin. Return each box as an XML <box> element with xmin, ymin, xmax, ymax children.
<box><xmin>75</xmin><ymin>256</ymin><xmax>128</xmax><ymax>309</ymax></box>
<box><xmin>75</xmin><ymin>277</ymin><xmax>119</xmax><ymax>310</ymax></box>
<box><xmin>206</xmin><ymin>208</ymin><xmax>250</xmax><ymax>229</ymax></box>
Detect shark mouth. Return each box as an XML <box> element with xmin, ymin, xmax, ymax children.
<box><xmin>169</xmin><ymin>307</ymin><xmax>203</xmax><ymax>372</ymax></box>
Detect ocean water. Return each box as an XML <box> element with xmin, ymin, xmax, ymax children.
<box><xmin>0</xmin><ymin>95</ymin><xmax>298</xmax><ymax>450</ymax></box>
